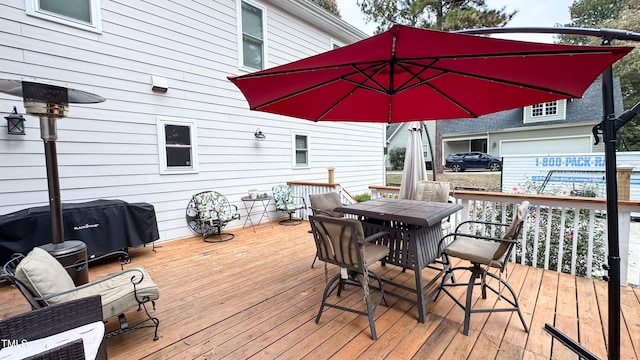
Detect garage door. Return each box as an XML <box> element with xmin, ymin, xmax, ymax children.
<box><xmin>500</xmin><ymin>136</ymin><xmax>591</xmax><ymax>155</ymax></box>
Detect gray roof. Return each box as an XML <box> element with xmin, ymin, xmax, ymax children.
<box><xmin>442</xmin><ymin>78</ymin><xmax>624</xmax><ymax>135</ymax></box>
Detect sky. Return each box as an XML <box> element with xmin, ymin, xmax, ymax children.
<box><xmin>335</xmin><ymin>0</ymin><xmax>575</xmax><ymax>43</ymax></box>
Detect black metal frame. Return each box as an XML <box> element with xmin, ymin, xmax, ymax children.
<box><xmin>309</xmin><ymin>215</ymin><xmax>390</xmax><ymax>340</ymax></box>
<box><xmin>434</xmin><ymin>205</ymin><xmax>528</xmax><ymax>336</ymax></box>
<box><xmin>456</xmin><ymin>26</ymin><xmax>640</xmax><ymax>360</ymax></box>
<box><xmin>187</xmin><ymin>191</ymin><xmax>241</xmax><ymax>242</ymax></box>
<box><xmin>1</xmin><ymin>251</ymin><xmax>160</xmax><ymax>341</ymax></box>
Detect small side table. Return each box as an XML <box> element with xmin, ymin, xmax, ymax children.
<box><xmin>241</xmin><ymin>195</ymin><xmax>274</xmax><ymax>232</ymax></box>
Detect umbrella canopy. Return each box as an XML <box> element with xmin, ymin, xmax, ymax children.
<box><xmin>228</xmin><ymin>24</ymin><xmax>632</xmax><ymax>123</ymax></box>
<box><xmin>398</xmin><ymin>122</ymin><xmax>428</xmax><ymax>200</ymax></box>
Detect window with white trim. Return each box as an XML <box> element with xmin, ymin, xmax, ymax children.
<box><xmin>330</xmin><ymin>39</ymin><xmax>343</xmax><ymax>49</ymax></box>
<box><xmin>523</xmin><ymin>100</ymin><xmax>567</xmax><ymax>123</ymax></box>
<box><xmin>293</xmin><ymin>133</ymin><xmax>309</xmax><ymax>168</ymax></box>
<box><xmin>238</xmin><ymin>1</ymin><xmax>266</xmax><ymax>70</ymax></box>
<box><xmin>26</xmin><ymin>0</ymin><xmax>102</xmax><ymax>33</ymax></box>
<box><xmin>156</xmin><ymin>117</ymin><xmax>198</xmax><ymax>174</ymax></box>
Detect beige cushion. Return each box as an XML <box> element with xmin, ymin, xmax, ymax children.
<box><xmin>15</xmin><ymin>247</ymin><xmax>160</xmax><ymax>321</ymax></box>
<box><xmin>313</xmin><ymin>217</ymin><xmax>388</xmax><ymax>268</ymax></box>
<box><xmin>362</xmin><ymin>243</ymin><xmax>390</xmax><ymax>267</ymax></box>
<box><xmin>15</xmin><ymin>247</ymin><xmax>76</xmax><ymax>306</ymax></box>
<box><xmin>415</xmin><ymin>181</ymin><xmax>451</xmax><ymax>203</ymax></box>
<box><xmin>309</xmin><ymin>192</ymin><xmax>343</xmax><ymax>217</ymax></box>
<box><xmin>74</xmin><ymin>266</ymin><xmax>160</xmax><ymax>320</ymax></box>
<box><xmin>444</xmin><ymin>236</ymin><xmax>507</xmax><ymax>268</ymax></box>
<box><xmin>445</xmin><ymin>201</ymin><xmax>530</xmax><ymax>269</ymax></box>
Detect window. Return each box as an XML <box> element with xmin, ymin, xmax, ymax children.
<box><xmin>330</xmin><ymin>39</ymin><xmax>343</xmax><ymax>49</ymax></box>
<box><xmin>26</xmin><ymin>0</ymin><xmax>102</xmax><ymax>33</ymax></box>
<box><xmin>156</xmin><ymin>117</ymin><xmax>198</xmax><ymax>174</ymax></box>
<box><xmin>523</xmin><ymin>100</ymin><xmax>566</xmax><ymax>123</ymax></box>
<box><xmin>238</xmin><ymin>1</ymin><xmax>267</xmax><ymax>70</ymax></box>
<box><xmin>293</xmin><ymin>133</ymin><xmax>309</xmax><ymax>168</ymax></box>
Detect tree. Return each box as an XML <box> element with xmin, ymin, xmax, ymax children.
<box><xmin>357</xmin><ymin>0</ymin><xmax>517</xmax><ymax>172</ymax></box>
<box><xmin>388</xmin><ymin>147</ymin><xmax>406</xmax><ymax>170</ymax></box>
<box><xmin>311</xmin><ymin>0</ymin><xmax>340</xmax><ymax>17</ymax></box>
<box><xmin>559</xmin><ymin>0</ymin><xmax>640</xmax><ymax>150</ymax></box>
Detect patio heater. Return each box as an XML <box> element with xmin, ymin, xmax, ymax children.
<box><xmin>0</xmin><ymin>79</ymin><xmax>105</xmax><ymax>285</ymax></box>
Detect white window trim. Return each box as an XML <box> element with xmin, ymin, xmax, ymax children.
<box><xmin>523</xmin><ymin>99</ymin><xmax>567</xmax><ymax>123</ymax></box>
<box><xmin>156</xmin><ymin>117</ymin><xmax>199</xmax><ymax>175</ymax></box>
<box><xmin>292</xmin><ymin>131</ymin><xmax>310</xmax><ymax>169</ymax></box>
<box><xmin>25</xmin><ymin>0</ymin><xmax>102</xmax><ymax>33</ymax></box>
<box><xmin>236</xmin><ymin>0</ymin><xmax>268</xmax><ymax>71</ymax></box>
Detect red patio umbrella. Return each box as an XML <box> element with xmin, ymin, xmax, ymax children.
<box><xmin>228</xmin><ymin>24</ymin><xmax>631</xmax><ymax>123</ymax></box>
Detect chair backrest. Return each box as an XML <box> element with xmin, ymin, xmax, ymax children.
<box><xmin>193</xmin><ymin>191</ymin><xmax>236</xmax><ymax>222</ymax></box>
<box><xmin>308</xmin><ymin>215</ymin><xmax>365</xmax><ymax>270</ymax></box>
<box><xmin>309</xmin><ymin>192</ymin><xmax>343</xmax><ymax>217</ymax></box>
<box><xmin>492</xmin><ymin>201</ymin><xmax>530</xmax><ymax>265</ymax></box>
<box><xmin>272</xmin><ymin>185</ymin><xmax>295</xmax><ymax>210</ymax></box>
<box><xmin>6</xmin><ymin>247</ymin><xmax>76</xmax><ymax>308</ymax></box>
<box><xmin>415</xmin><ymin>180</ymin><xmax>452</xmax><ymax>203</ymax></box>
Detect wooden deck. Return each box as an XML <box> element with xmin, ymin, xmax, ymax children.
<box><xmin>1</xmin><ymin>222</ymin><xmax>639</xmax><ymax>359</ymax></box>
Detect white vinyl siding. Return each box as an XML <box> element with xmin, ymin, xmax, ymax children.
<box><xmin>0</xmin><ymin>0</ymin><xmax>380</xmax><ymax>243</ymax></box>
<box><xmin>237</xmin><ymin>0</ymin><xmax>267</xmax><ymax>70</ymax></box>
<box><xmin>157</xmin><ymin>118</ymin><xmax>198</xmax><ymax>175</ymax></box>
<box><xmin>500</xmin><ymin>136</ymin><xmax>592</xmax><ymax>156</ymax></box>
<box><xmin>26</xmin><ymin>0</ymin><xmax>102</xmax><ymax>33</ymax></box>
<box><xmin>523</xmin><ymin>100</ymin><xmax>567</xmax><ymax>123</ymax></box>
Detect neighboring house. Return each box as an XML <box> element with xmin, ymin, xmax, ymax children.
<box><xmin>441</xmin><ymin>78</ymin><xmax>624</xmax><ymax>161</ymax></box>
<box><xmin>0</xmin><ymin>1</ymin><xmax>386</xmax><ymax>241</ymax></box>
<box><xmin>386</xmin><ymin>121</ymin><xmax>437</xmax><ymax>169</ymax></box>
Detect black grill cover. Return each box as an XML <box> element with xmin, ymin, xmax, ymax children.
<box><xmin>0</xmin><ymin>199</ymin><xmax>159</xmax><ymax>265</ymax></box>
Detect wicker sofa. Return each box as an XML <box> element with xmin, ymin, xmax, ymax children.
<box><xmin>0</xmin><ymin>295</ymin><xmax>107</xmax><ymax>360</ymax></box>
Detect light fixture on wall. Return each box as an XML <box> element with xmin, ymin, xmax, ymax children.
<box><xmin>491</xmin><ymin>141</ymin><xmax>497</xmax><ymax>148</ymax></box>
<box><xmin>254</xmin><ymin>128</ymin><xmax>266</xmax><ymax>141</ymax></box>
<box><xmin>5</xmin><ymin>106</ymin><xmax>26</xmax><ymax>135</ymax></box>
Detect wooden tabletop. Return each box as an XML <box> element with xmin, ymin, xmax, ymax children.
<box><xmin>335</xmin><ymin>198</ymin><xmax>462</xmax><ymax>227</ymax></box>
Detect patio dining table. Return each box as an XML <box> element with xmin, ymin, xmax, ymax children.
<box><xmin>335</xmin><ymin>198</ymin><xmax>463</xmax><ymax>323</ymax></box>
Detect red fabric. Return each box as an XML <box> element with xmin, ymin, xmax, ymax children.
<box><xmin>229</xmin><ymin>24</ymin><xmax>632</xmax><ymax>122</ymax></box>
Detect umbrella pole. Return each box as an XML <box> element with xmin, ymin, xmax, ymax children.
<box><xmin>602</xmin><ymin>64</ymin><xmax>621</xmax><ymax>360</ymax></box>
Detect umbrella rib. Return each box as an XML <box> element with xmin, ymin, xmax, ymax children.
<box><xmin>399</xmin><ymin>48</ymin><xmax>619</xmax><ymax>62</ymax></box>
<box><xmin>430</xmin><ymin>66</ymin><xmax>577</xmax><ymax>97</ymax></box>
<box><xmin>351</xmin><ymin>64</ymin><xmax>392</xmax><ymax>94</ymax></box>
<box><xmin>314</xmin><ymin>86</ymin><xmax>362</xmax><ymax>122</ymax></box>
<box><xmin>252</xmin><ymin>77</ymin><xmax>346</xmax><ymax>110</ymax></box>
<box><xmin>393</xmin><ymin>60</ymin><xmax>439</xmax><ymax>92</ymax></box>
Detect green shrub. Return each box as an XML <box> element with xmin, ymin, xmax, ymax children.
<box><xmin>354</xmin><ymin>193</ymin><xmax>371</xmax><ymax>202</ymax></box>
<box><xmin>388</xmin><ymin>147</ymin><xmax>406</xmax><ymax>170</ymax></box>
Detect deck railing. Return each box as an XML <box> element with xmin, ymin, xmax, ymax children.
<box><xmin>370</xmin><ymin>185</ymin><xmax>640</xmax><ymax>285</ymax></box>
<box><xmin>288</xmin><ymin>183</ymin><xmax>640</xmax><ymax>285</ymax></box>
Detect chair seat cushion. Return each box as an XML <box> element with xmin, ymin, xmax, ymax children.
<box><xmin>285</xmin><ymin>203</ymin><xmax>304</xmax><ymax>212</ymax></box>
<box><xmin>73</xmin><ymin>266</ymin><xmax>160</xmax><ymax>320</ymax></box>
<box><xmin>363</xmin><ymin>243</ymin><xmax>389</xmax><ymax>267</ymax></box>
<box><xmin>444</xmin><ymin>237</ymin><xmax>507</xmax><ymax>268</ymax></box>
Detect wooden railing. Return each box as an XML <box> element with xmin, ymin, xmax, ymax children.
<box><xmin>370</xmin><ymin>184</ymin><xmax>640</xmax><ymax>285</ymax></box>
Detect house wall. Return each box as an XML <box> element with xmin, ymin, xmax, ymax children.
<box><xmin>386</xmin><ymin>121</ymin><xmax>437</xmax><ymax>164</ymax></box>
<box><xmin>0</xmin><ymin>0</ymin><xmax>384</xmax><ymax>242</ymax></box>
<box><xmin>491</xmin><ymin>123</ymin><xmax>603</xmax><ymax>156</ymax></box>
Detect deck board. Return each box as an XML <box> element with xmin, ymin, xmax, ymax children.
<box><xmin>0</xmin><ymin>221</ymin><xmax>638</xmax><ymax>359</ymax></box>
